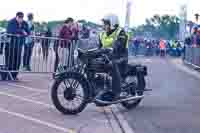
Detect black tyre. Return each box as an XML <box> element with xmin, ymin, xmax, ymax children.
<box><xmin>121</xmin><ymin>73</ymin><xmax>146</xmax><ymax>109</ymax></box>
<box><xmin>51</xmin><ymin>72</ymin><xmax>90</xmax><ymax>115</ymax></box>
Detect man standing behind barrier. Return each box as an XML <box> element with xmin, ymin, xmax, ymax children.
<box><xmin>23</xmin><ymin>13</ymin><xmax>34</xmax><ymax>71</ymax></box>
<box><xmin>41</xmin><ymin>26</ymin><xmax>52</xmax><ymax>61</ymax></box>
<box><xmin>159</xmin><ymin>39</ymin><xmax>166</xmax><ymax>57</ymax></box>
<box><xmin>80</xmin><ymin>24</ymin><xmax>90</xmax><ymax>39</ymax></box>
<box><xmin>54</xmin><ymin>18</ymin><xmax>74</xmax><ymax>71</ymax></box>
<box><xmin>195</xmin><ymin>26</ymin><xmax>200</xmax><ymax>47</ymax></box>
<box><xmin>6</xmin><ymin>12</ymin><xmax>29</xmax><ymax>80</ymax></box>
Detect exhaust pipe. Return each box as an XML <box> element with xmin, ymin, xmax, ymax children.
<box><xmin>95</xmin><ymin>95</ymin><xmax>144</xmax><ymax>105</ymax></box>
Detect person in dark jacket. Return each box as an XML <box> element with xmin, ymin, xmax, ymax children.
<box><xmin>81</xmin><ymin>25</ymin><xmax>90</xmax><ymax>39</ymax></box>
<box><xmin>41</xmin><ymin>27</ymin><xmax>52</xmax><ymax>61</ymax></box>
<box><xmin>196</xmin><ymin>26</ymin><xmax>200</xmax><ymax>47</ymax></box>
<box><xmin>134</xmin><ymin>39</ymin><xmax>140</xmax><ymax>56</ymax></box>
<box><xmin>5</xmin><ymin>12</ymin><xmax>29</xmax><ymax>80</ymax></box>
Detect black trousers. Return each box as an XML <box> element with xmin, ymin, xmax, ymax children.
<box><xmin>41</xmin><ymin>41</ymin><xmax>49</xmax><ymax>60</ymax></box>
<box><xmin>111</xmin><ymin>59</ymin><xmax>128</xmax><ymax>96</ymax></box>
<box><xmin>53</xmin><ymin>43</ymin><xmax>59</xmax><ymax>73</ymax></box>
<box><xmin>0</xmin><ymin>42</ymin><xmax>4</xmax><ymax>54</ymax></box>
<box><xmin>5</xmin><ymin>42</ymin><xmax>23</xmax><ymax>79</ymax></box>
<box><xmin>23</xmin><ymin>43</ymin><xmax>34</xmax><ymax>67</ymax></box>
<box><xmin>53</xmin><ymin>43</ymin><xmax>74</xmax><ymax>73</ymax></box>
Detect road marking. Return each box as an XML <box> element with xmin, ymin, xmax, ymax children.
<box><xmin>0</xmin><ymin>91</ymin><xmax>54</xmax><ymax>108</ymax></box>
<box><xmin>0</xmin><ymin>107</ymin><xmax>73</xmax><ymax>133</ymax></box>
<box><xmin>7</xmin><ymin>83</ymin><xmax>48</xmax><ymax>93</ymax></box>
<box><xmin>111</xmin><ymin>106</ymin><xmax>135</xmax><ymax>133</ymax></box>
<box><xmin>144</xmin><ymin>59</ymin><xmax>152</xmax><ymax>63</ymax></box>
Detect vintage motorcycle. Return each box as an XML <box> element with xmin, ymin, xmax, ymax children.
<box><xmin>51</xmin><ymin>48</ymin><xmax>149</xmax><ymax>115</ymax></box>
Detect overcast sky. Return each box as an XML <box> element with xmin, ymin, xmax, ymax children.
<box><xmin>0</xmin><ymin>0</ymin><xmax>199</xmax><ymax>26</ymax></box>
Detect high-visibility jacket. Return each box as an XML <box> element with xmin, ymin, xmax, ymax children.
<box><xmin>171</xmin><ymin>41</ymin><xmax>177</xmax><ymax>48</ymax></box>
<box><xmin>159</xmin><ymin>40</ymin><xmax>166</xmax><ymax>50</ymax></box>
<box><xmin>99</xmin><ymin>28</ymin><xmax>128</xmax><ymax>48</ymax></box>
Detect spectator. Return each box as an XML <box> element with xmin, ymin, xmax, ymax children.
<box><xmin>128</xmin><ymin>37</ymin><xmax>134</xmax><ymax>56</ymax></box>
<box><xmin>177</xmin><ymin>41</ymin><xmax>182</xmax><ymax>56</ymax></box>
<box><xmin>41</xmin><ymin>26</ymin><xmax>52</xmax><ymax>61</ymax></box>
<box><xmin>0</xmin><ymin>32</ymin><xmax>6</xmax><ymax>54</ymax></box>
<box><xmin>54</xmin><ymin>17</ymin><xmax>74</xmax><ymax>72</ymax></box>
<box><xmin>155</xmin><ymin>40</ymin><xmax>160</xmax><ymax>56</ymax></box>
<box><xmin>0</xmin><ymin>42</ymin><xmax>3</xmax><ymax>55</ymax></box>
<box><xmin>80</xmin><ymin>25</ymin><xmax>90</xmax><ymax>39</ymax></box>
<box><xmin>134</xmin><ymin>39</ymin><xmax>140</xmax><ymax>56</ymax></box>
<box><xmin>159</xmin><ymin>39</ymin><xmax>166</xmax><ymax>57</ymax></box>
<box><xmin>191</xmin><ymin>26</ymin><xmax>198</xmax><ymax>47</ymax></box>
<box><xmin>145</xmin><ymin>40</ymin><xmax>153</xmax><ymax>56</ymax></box>
<box><xmin>71</xmin><ymin>22</ymin><xmax>80</xmax><ymax>42</ymax></box>
<box><xmin>23</xmin><ymin>13</ymin><xmax>35</xmax><ymax>71</ymax></box>
<box><xmin>196</xmin><ymin>26</ymin><xmax>200</xmax><ymax>47</ymax></box>
<box><xmin>71</xmin><ymin>21</ymin><xmax>80</xmax><ymax>65</ymax></box>
<box><xmin>184</xmin><ymin>37</ymin><xmax>192</xmax><ymax>46</ymax></box>
<box><xmin>5</xmin><ymin>12</ymin><xmax>29</xmax><ymax>80</ymax></box>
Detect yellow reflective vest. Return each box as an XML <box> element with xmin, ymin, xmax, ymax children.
<box><xmin>99</xmin><ymin>28</ymin><xmax>128</xmax><ymax>48</ymax></box>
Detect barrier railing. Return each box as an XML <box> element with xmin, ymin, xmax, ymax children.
<box><xmin>184</xmin><ymin>46</ymin><xmax>200</xmax><ymax>69</ymax></box>
<box><xmin>0</xmin><ymin>33</ymin><xmax>99</xmax><ymax>80</ymax></box>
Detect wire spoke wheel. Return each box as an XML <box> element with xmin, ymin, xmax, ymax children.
<box><xmin>58</xmin><ymin>79</ymin><xmax>84</xmax><ymax>111</ymax></box>
<box><xmin>121</xmin><ymin>74</ymin><xmax>145</xmax><ymax>109</ymax></box>
<box><xmin>51</xmin><ymin>72</ymin><xmax>90</xmax><ymax>115</ymax></box>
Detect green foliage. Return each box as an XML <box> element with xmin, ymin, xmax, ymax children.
<box><xmin>135</xmin><ymin>14</ymin><xmax>180</xmax><ymax>39</ymax></box>
<box><xmin>0</xmin><ymin>20</ymin><xmax>8</xmax><ymax>28</ymax></box>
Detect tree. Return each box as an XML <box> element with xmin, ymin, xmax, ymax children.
<box><xmin>77</xmin><ymin>19</ymin><xmax>87</xmax><ymax>24</ymax></box>
<box><xmin>0</xmin><ymin>20</ymin><xmax>8</xmax><ymax>28</ymax></box>
<box><xmin>135</xmin><ymin>14</ymin><xmax>180</xmax><ymax>39</ymax></box>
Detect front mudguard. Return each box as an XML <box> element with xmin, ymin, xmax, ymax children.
<box><xmin>53</xmin><ymin>71</ymin><xmax>94</xmax><ymax>103</ymax></box>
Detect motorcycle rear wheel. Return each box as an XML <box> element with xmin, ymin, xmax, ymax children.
<box><xmin>121</xmin><ymin>74</ymin><xmax>145</xmax><ymax>110</ymax></box>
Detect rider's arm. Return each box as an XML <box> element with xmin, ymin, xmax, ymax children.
<box><xmin>117</xmin><ymin>30</ymin><xmax>128</xmax><ymax>47</ymax></box>
<box><xmin>98</xmin><ymin>36</ymin><xmax>103</xmax><ymax>49</ymax></box>
<box><xmin>112</xmin><ymin>30</ymin><xmax>128</xmax><ymax>59</ymax></box>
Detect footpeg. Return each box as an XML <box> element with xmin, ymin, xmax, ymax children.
<box><xmin>144</xmin><ymin>88</ymin><xmax>152</xmax><ymax>91</ymax></box>
<box><xmin>136</xmin><ymin>89</ymin><xmax>152</xmax><ymax>92</ymax></box>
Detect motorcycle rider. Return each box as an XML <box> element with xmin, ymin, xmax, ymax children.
<box><xmin>96</xmin><ymin>14</ymin><xmax>129</xmax><ymax>102</ymax></box>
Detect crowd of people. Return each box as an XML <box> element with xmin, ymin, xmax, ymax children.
<box><xmin>128</xmin><ymin>38</ymin><xmax>184</xmax><ymax>57</ymax></box>
<box><xmin>0</xmin><ymin>12</ymin><xmax>92</xmax><ymax>80</ymax></box>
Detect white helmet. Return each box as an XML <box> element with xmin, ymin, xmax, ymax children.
<box><xmin>102</xmin><ymin>14</ymin><xmax>120</xmax><ymax>29</ymax></box>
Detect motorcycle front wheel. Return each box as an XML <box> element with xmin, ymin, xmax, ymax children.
<box><xmin>51</xmin><ymin>72</ymin><xmax>90</xmax><ymax>115</ymax></box>
<box><xmin>121</xmin><ymin>73</ymin><xmax>145</xmax><ymax>109</ymax></box>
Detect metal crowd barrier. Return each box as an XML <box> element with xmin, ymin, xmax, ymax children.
<box><xmin>0</xmin><ymin>33</ymin><xmax>99</xmax><ymax>80</ymax></box>
<box><xmin>184</xmin><ymin>46</ymin><xmax>200</xmax><ymax>69</ymax></box>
